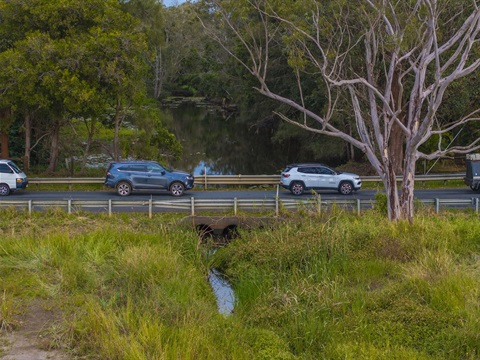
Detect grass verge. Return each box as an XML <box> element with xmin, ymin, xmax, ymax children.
<box><xmin>1</xmin><ymin>209</ymin><xmax>479</xmax><ymax>359</ymax></box>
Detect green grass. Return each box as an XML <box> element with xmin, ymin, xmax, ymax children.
<box><xmin>1</xmin><ymin>209</ymin><xmax>480</xmax><ymax>359</ymax></box>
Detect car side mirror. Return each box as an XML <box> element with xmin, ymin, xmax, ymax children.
<box><xmin>161</xmin><ymin>171</ymin><xmax>166</xmax><ymax>175</ymax></box>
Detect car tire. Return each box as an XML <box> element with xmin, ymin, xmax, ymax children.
<box><xmin>116</xmin><ymin>181</ymin><xmax>132</xmax><ymax>196</ymax></box>
<box><xmin>170</xmin><ymin>181</ymin><xmax>185</xmax><ymax>196</ymax></box>
<box><xmin>290</xmin><ymin>182</ymin><xmax>304</xmax><ymax>196</ymax></box>
<box><xmin>0</xmin><ymin>183</ymin><xmax>10</xmax><ymax>196</ymax></box>
<box><xmin>339</xmin><ymin>181</ymin><xmax>353</xmax><ymax>195</ymax></box>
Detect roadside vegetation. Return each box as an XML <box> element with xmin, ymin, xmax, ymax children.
<box><xmin>1</xmin><ymin>208</ymin><xmax>479</xmax><ymax>359</ymax></box>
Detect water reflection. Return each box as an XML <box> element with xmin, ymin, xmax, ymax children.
<box><xmin>164</xmin><ymin>104</ymin><xmax>300</xmax><ymax>175</ymax></box>
<box><xmin>208</xmin><ymin>268</ymin><xmax>235</xmax><ymax>316</ymax></box>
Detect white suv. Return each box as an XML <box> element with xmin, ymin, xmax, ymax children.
<box><xmin>0</xmin><ymin>159</ymin><xmax>28</xmax><ymax>196</ymax></box>
<box><xmin>280</xmin><ymin>163</ymin><xmax>361</xmax><ymax>195</ymax></box>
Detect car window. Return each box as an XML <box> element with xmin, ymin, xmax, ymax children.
<box><xmin>7</xmin><ymin>162</ymin><xmax>22</xmax><ymax>174</ymax></box>
<box><xmin>132</xmin><ymin>165</ymin><xmax>147</xmax><ymax>172</ymax></box>
<box><xmin>298</xmin><ymin>167</ymin><xmax>315</xmax><ymax>174</ymax></box>
<box><xmin>118</xmin><ymin>165</ymin><xmax>147</xmax><ymax>172</ymax></box>
<box><xmin>147</xmin><ymin>164</ymin><xmax>165</xmax><ymax>173</ymax></box>
<box><xmin>319</xmin><ymin>167</ymin><xmax>335</xmax><ymax>175</ymax></box>
<box><xmin>0</xmin><ymin>164</ymin><xmax>13</xmax><ymax>174</ymax></box>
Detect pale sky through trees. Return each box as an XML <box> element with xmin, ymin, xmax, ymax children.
<box><xmin>163</xmin><ymin>0</ymin><xmax>186</xmax><ymax>6</ymax></box>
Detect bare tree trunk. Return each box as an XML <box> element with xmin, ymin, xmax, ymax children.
<box><xmin>390</xmin><ymin>68</ymin><xmax>405</xmax><ymax>174</ymax></box>
<box><xmin>80</xmin><ymin>119</ymin><xmax>96</xmax><ymax>174</ymax></box>
<box><xmin>400</xmin><ymin>150</ymin><xmax>417</xmax><ymax>222</ymax></box>
<box><xmin>23</xmin><ymin>114</ymin><xmax>32</xmax><ymax>172</ymax></box>
<box><xmin>0</xmin><ymin>131</ymin><xmax>8</xmax><ymax>159</ymax></box>
<box><xmin>113</xmin><ymin>98</ymin><xmax>121</xmax><ymax>161</ymax></box>
<box><xmin>383</xmin><ymin>155</ymin><xmax>402</xmax><ymax>220</ymax></box>
<box><xmin>0</xmin><ymin>108</ymin><xmax>11</xmax><ymax>159</ymax></box>
<box><xmin>47</xmin><ymin>120</ymin><xmax>60</xmax><ymax>173</ymax></box>
<box><xmin>154</xmin><ymin>47</ymin><xmax>164</xmax><ymax>99</ymax></box>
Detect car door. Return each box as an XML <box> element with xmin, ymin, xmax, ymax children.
<box><xmin>318</xmin><ymin>166</ymin><xmax>337</xmax><ymax>189</ymax></box>
<box><xmin>128</xmin><ymin>165</ymin><xmax>149</xmax><ymax>189</ymax></box>
<box><xmin>146</xmin><ymin>163</ymin><xmax>168</xmax><ymax>189</ymax></box>
<box><xmin>0</xmin><ymin>163</ymin><xmax>14</xmax><ymax>188</ymax></box>
<box><xmin>297</xmin><ymin>167</ymin><xmax>320</xmax><ymax>188</ymax></box>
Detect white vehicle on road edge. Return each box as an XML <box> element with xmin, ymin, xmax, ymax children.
<box><xmin>280</xmin><ymin>163</ymin><xmax>361</xmax><ymax>195</ymax></box>
<box><xmin>0</xmin><ymin>159</ymin><xmax>28</xmax><ymax>196</ymax></box>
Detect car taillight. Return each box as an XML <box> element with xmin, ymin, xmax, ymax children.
<box><xmin>106</xmin><ymin>171</ymin><xmax>111</xmax><ymax>176</ymax></box>
<box><xmin>282</xmin><ymin>173</ymin><xmax>290</xmax><ymax>178</ymax></box>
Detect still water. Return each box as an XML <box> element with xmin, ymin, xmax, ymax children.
<box><xmin>165</xmin><ymin>104</ymin><xmax>299</xmax><ymax>176</ymax></box>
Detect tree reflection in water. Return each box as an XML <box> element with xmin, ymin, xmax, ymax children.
<box><xmin>164</xmin><ymin>104</ymin><xmax>301</xmax><ymax>175</ymax></box>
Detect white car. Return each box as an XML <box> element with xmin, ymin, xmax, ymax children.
<box><xmin>280</xmin><ymin>163</ymin><xmax>361</xmax><ymax>195</ymax></box>
<box><xmin>0</xmin><ymin>159</ymin><xmax>28</xmax><ymax>196</ymax></box>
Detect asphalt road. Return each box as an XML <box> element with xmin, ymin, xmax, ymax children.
<box><xmin>4</xmin><ymin>187</ymin><xmax>479</xmax><ymax>201</ymax></box>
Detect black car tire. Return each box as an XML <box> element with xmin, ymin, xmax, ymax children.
<box><xmin>0</xmin><ymin>183</ymin><xmax>10</xmax><ymax>196</ymax></box>
<box><xmin>116</xmin><ymin>181</ymin><xmax>132</xmax><ymax>196</ymax></box>
<box><xmin>290</xmin><ymin>182</ymin><xmax>304</xmax><ymax>196</ymax></box>
<box><xmin>170</xmin><ymin>181</ymin><xmax>185</xmax><ymax>196</ymax></box>
<box><xmin>339</xmin><ymin>181</ymin><xmax>353</xmax><ymax>195</ymax></box>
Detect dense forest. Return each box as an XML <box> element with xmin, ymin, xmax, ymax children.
<box><xmin>0</xmin><ymin>0</ymin><xmax>479</xmax><ymax>178</ymax></box>
<box><xmin>0</xmin><ymin>0</ymin><xmax>329</xmax><ymax>174</ymax></box>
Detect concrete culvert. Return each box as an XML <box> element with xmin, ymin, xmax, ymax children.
<box><xmin>222</xmin><ymin>225</ymin><xmax>239</xmax><ymax>240</ymax></box>
<box><xmin>196</xmin><ymin>224</ymin><xmax>214</xmax><ymax>239</ymax></box>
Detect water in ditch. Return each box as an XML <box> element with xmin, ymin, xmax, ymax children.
<box><xmin>208</xmin><ymin>268</ymin><xmax>235</xmax><ymax>315</ymax></box>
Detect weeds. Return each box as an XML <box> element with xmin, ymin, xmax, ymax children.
<box><xmin>1</xmin><ymin>209</ymin><xmax>479</xmax><ymax>359</ymax></box>
<box><xmin>0</xmin><ymin>290</ymin><xmax>19</xmax><ymax>332</ymax></box>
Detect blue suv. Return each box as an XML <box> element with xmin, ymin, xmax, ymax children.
<box><xmin>105</xmin><ymin>161</ymin><xmax>194</xmax><ymax>196</ymax></box>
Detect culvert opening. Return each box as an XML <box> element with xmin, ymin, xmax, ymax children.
<box><xmin>222</xmin><ymin>225</ymin><xmax>239</xmax><ymax>240</ymax></box>
<box><xmin>196</xmin><ymin>224</ymin><xmax>214</xmax><ymax>240</ymax></box>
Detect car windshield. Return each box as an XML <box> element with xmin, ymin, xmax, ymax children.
<box><xmin>7</xmin><ymin>162</ymin><xmax>22</xmax><ymax>174</ymax></box>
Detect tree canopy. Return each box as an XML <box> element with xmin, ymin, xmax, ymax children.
<box><xmin>200</xmin><ymin>0</ymin><xmax>480</xmax><ymax>221</ymax></box>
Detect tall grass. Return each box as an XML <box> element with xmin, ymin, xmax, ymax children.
<box><xmin>1</xmin><ymin>209</ymin><xmax>480</xmax><ymax>359</ymax></box>
<box><xmin>213</xmin><ymin>209</ymin><xmax>480</xmax><ymax>359</ymax></box>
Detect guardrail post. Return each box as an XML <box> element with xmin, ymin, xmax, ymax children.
<box><xmin>317</xmin><ymin>195</ymin><xmax>322</xmax><ymax>214</ymax></box>
<box><xmin>28</xmin><ymin>200</ymin><xmax>32</xmax><ymax>215</ymax></box>
<box><xmin>191</xmin><ymin>197</ymin><xmax>195</xmax><ymax>216</ymax></box>
<box><xmin>67</xmin><ymin>200</ymin><xmax>72</xmax><ymax>214</ymax></box>
<box><xmin>108</xmin><ymin>199</ymin><xmax>112</xmax><ymax>217</ymax></box>
<box><xmin>234</xmin><ymin>197</ymin><xmax>238</xmax><ymax>215</ymax></box>
<box><xmin>475</xmin><ymin>198</ymin><xmax>479</xmax><ymax>214</ymax></box>
<box><xmin>275</xmin><ymin>184</ymin><xmax>279</xmax><ymax>216</ymax></box>
<box><xmin>204</xmin><ymin>167</ymin><xmax>207</xmax><ymax>190</ymax></box>
<box><xmin>149</xmin><ymin>197</ymin><xmax>153</xmax><ymax>219</ymax></box>
<box><xmin>435</xmin><ymin>198</ymin><xmax>439</xmax><ymax>213</ymax></box>
<box><xmin>357</xmin><ymin>199</ymin><xmax>361</xmax><ymax>215</ymax></box>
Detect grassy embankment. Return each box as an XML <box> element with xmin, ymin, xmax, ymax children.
<box><xmin>1</xmin><ymin>206</ymin><xmax>479</xmax><ymax>359</ymax></box>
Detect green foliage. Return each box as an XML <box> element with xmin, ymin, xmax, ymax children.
<box><xmin>2</xmin><ymin>200</ymin><xmax>480</xmax><ymax>358</ymax></box>
<box><xmin>374</xmin><ymin>191</ymin><xmax>388</xmax><ymax>216</ymax></box>
<box><xmin>212</xmin><ymin>211</ymin><xmax>480</xmax><ymax>358</ymax></box>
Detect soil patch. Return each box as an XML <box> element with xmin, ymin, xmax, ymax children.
<box><xmin>0</xmin><ymin>299</ymin><xmax>70</xmax><ymax>360</ymax></box>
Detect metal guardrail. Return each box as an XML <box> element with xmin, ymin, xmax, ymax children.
<box><xmin>28</xmin><ymin>173</ymin><xmax>465</xmax><ymax>187</ymax></box>
<box><xmin>1</xmin><ymin>196</ymin><xmax>479</xmax><ymax>217</ymax></box>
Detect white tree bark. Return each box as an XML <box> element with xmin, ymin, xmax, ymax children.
<box><xmin>203</xmin><ymin>0</ymin><xmax>480</xmax><ymax>221</ymax></box>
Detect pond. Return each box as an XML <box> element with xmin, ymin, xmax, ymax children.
<box><xmin>165</xmin><ymin>104</ymin><xmax>300</xmax><ymax>176</ymax></box>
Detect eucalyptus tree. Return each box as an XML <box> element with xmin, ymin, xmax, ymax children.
<box><xmin>201</xmin><ymin>0</ymin><xmax>480</xmax><ymax>221</ymax></box>
<box><xmin>0</xmin><ymin>0</ymin><xmax>151</xmax><ymax>170</ymax></box>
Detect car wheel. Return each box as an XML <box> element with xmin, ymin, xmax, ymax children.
<box><xmin>339</xmin><ymin>181</ymin><xmax>353</xmax><ymax>195</ymax></box>
<box><xmin>116</xmin><ymin>181</ymin><xmax>132</xmax><ymax>196</ymax></box>
<box><xmin>0</xmin><ymin>183</ymin><xmax>10</xmax><ymax>196</ymax></box>
<box><xmin>470</xmin><ymin>184</ymin><xmax>478</xmax><ymax>191</ymax></box>
<box><xmin>290</xmin><ymin>182</ymin><xmax>304</xmax><ymax>195</ymax></box>
<box><xmin>170</xmin><ymin>181</ymin><xmax>185</xmax><ymax>196</ymax></box>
